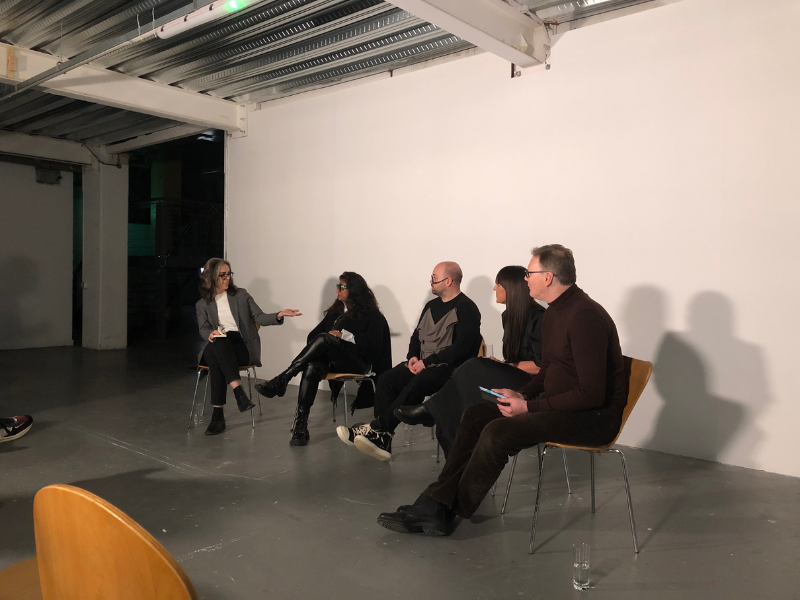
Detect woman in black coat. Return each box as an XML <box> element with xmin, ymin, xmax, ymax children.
<box><xmin>396</xmin><ymin>265</ymin><xmax>544</xmax><ymax>456</ymax></box>
<box><xmin>256</xmin><ymin>272</ymin><xmax>391</xmax><ymax>446</ymax></box>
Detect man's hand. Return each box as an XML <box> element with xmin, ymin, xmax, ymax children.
<box><xmin>208</xmin><ymin>330</ymin><xmax>222</xmax><ymax>342</ymax></box>
<box><xmin>328</xmin><ymin>330</ymin><xmax>343</xmax><ymax>338</ymax></box>
<box><xmin>278</xmin><ymin>309</ymin><xmax>302</xmax><ymax>318</ymax></box>
<box><xmin>407</xmin><ymin>357</ymin><xmax>425</xmax><ymax>374</ymax></box>
<box><xmin>492</xmin><ymin>389</ymin><xmax>528</xmax><ymax>417</ymax></box>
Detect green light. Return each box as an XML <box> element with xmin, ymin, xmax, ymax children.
<box><xmin>228</xmin><ymin>0</ymin><xmax>239</xmax><ymax>8</ymax></box>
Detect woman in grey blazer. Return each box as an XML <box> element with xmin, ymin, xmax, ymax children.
<box><xmin>196</xmin><ymin>257</ymin><xmax>301</xmax><ymax>435</ymax></box>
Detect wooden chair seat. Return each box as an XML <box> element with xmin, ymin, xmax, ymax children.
<box><xmin>0</xmin><ymin>485</ymin><xmax>196</xmax><ymax>600</ymax></box>
<box><xmin>0</xmin><ymin>557</ymin><xmax>42</xmax><ymax>600</ymax></box>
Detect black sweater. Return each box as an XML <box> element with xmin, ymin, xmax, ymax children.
<box><xmin>408</xmin><ymin>293</ymin><xmax>482</xmax><ymax>368</ymax></box>
<box><xmin>307</xmin><ymin>308</ymin><xmax>392</xmax><ymax>375</ymax></box>
<box><xmin>518</xmin><ymin>285</ymin><xmax>627</xmax><ymax>415</ymax></box>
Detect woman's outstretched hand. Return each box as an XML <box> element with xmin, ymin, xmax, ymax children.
<box><xmin>278</xmin><ymin>309</ymin><xmax>302</xmax><ymax>318</ymax></box>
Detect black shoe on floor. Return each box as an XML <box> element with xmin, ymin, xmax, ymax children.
<box><xmin>205</xmin><ymin>409</ymin><xmax>226</xmax><ymax>435</ymax></box>
<box><xmin>394</xmin><ymin>404</ymin><xmax>435</xmax><ymax>427</ymax></box>
<box><xmin>377</xmin><ymin>509</ymin><xmax>451</xmax><ymax>536</ymax></box>
<box><xmin>234</xmin><ymin>387</ymin><xmax>255</xmax><ymax>412</ymax></box>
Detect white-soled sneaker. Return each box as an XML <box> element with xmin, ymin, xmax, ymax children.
<box><xmin>354</xmin><ymin>428</ymin><xmax>393</xmax><ymax>461</ymax></box>
<box><xmin>336</xmin><ymin>422</ymin><xmax>372</xmax><ymax>447</ymax></box>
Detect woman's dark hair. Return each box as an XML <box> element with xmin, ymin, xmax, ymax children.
<box><xmin>199</xmin><ymin>258</ymin><xmax>238</xmax><ymax>304</ymax></box>
<box><xmin>324</xmin><ymin>271</ymin><xmax>379</xmax><ymax>319</ymax></box>
<box><xmin>496</xmin><ymin>265</ymin><xmax>534</xmax><ymax>363</ymax></box>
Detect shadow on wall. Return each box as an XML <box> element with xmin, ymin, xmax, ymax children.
<box><xmin>249</xmin><ymin>277</ymin><xmax>308</xmax><ymax>371</ymax></box>
<box><xmin>623</xmin><ymin>287</ymin><xmax>772</xmax><ymax>466</ymax></box>
<box><xmin>374</xmin><ymin>284</ymin><xmax>410</xmax><ymax>365</ymax></box>
<box><xmin>0</xmin><ymin>254</ymin><xmax>51</xmax><ymax>350</ymax></box>
<box><xmin>465</xmin><ymin>274</ymin><xmax>501</xmax><ymax>353</ymax></box>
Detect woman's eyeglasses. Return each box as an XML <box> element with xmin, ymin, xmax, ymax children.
<box><xmin>336</xmin><ymin>284</ymin><xmax>348</xmax><ymax>291</ymax></box>
<box><xmin>218</xmin><ymin>272</ymin><xmax>233</xmax><ymax>279</ymax></box>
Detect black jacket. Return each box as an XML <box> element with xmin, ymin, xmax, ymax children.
<box><xmin>307</xmin><ymin>308</ymin><xmax>392</xmax><ymax>376</ymax></box>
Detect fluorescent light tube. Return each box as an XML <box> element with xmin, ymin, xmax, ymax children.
<box><xmin>156</xmin><ymin>1</ymin><xmax>245</xmax><ymax>40</ymax></box>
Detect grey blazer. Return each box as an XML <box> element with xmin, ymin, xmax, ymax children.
<box><xmin>196</xmin><ymin>288</ymin><xmax>282</xmax><ymax>367</ymax></box>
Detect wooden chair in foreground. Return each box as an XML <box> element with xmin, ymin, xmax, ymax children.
<box><xmin>528</xmin><ymin>356</ymin><xmax>653</xmax><ymax>555</ymax></box>
<box><xmin>0</xmin><ymin>484</ymin><xmax>197</xmax><ymax>600</ymax></box>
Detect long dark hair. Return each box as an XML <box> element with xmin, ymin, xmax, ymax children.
<box><xmin>199</xmin><ymin>258</ymin><xmax>238</xmax><ymax>304</ymax></box>
<box><xmin>324</xmin><ymin>271</ymin><xmax>379</xmax><ymax>319</ymax></box>
<box><xmin>497</xmin><ymin>265</ymin><xmax>534</xmax><ymax>363</ymax></box>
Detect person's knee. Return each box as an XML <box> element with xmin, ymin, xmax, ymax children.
<box><xmin>475</xmin><ymin>420</ymin><xmax>513</xmax><ymax>458</ymax></box>
<box><xmin>304</xmin><ymin>361</ymin><xmax>327</xmax><ymax>380</ymax></box>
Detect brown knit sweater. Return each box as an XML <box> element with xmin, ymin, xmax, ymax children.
<box><xmin>518</xmin><ymin>285</ymin><xmax>628</xmax><ymax>415</ymax></box>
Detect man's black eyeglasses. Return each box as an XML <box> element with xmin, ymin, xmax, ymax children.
<box><xmin>524</xmin><ymin>270</ymin><xmax>552</xmax><ymax>278</ymax></box>
<box><xmin>336</xmin><ymin>284</ymin><xmax>348</xmax><ymax>291</ymax></box>
<box><xmin>430</xmin><ymin>276</ymin><xmax>450</xmax><ymax>285</ymax></box>
<box><xmin>218</xmin><ymin>272</ymin><xmax>233</xmax><ymax>279</ymax></box>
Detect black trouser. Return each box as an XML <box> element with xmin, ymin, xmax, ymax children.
<box><xmin>423</xmin><ymin>402</ymin><xmax>621</xmax><ymax>518</ymax></box>
<box><xmin>292</xmin><ymin>333</ymin><xmax>369</xmax><ymax>411</ymax></box>
<box><xmin>370</xmin><ymin>362</ymin><xmax>455</xmax><ymax>433</ymax></box>
<box><xmin>201</xmin><ymin>331</ymin><xmax>250</xmax><ymax>406</ymax></box>
<box><xmin>425</xmin><ymin>358</ymin><xmax>533</xmax><ymax>457</ymax></box>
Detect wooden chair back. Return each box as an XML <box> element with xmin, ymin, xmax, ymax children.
<box><xmin>477</xmin><ymin>337</ymin><xmax>487</xmax><ymax>358</ymax></box>
<box><xmin>551</xmin><ymin>356</ymin><xmax>652</xmax><ymax>452</ymax></box>
<box><xmin>32</xmin><ymin>484</ymin><xmax>197</xmax><ymax>600</ymax></box>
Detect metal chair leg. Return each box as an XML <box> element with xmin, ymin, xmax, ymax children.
<box><xmin>188</xmin><ymin>369</ymin><xmax>202</xmax><ymax>429</ymax></box>
<box><xmin>200</xmin><ymin>375</ymin><xmax>209</xmax><ymax>417</ymax></box>
<box><xmin>501</xmin><ymin>453</ymin><xmax>519</xmax><ymax>514</ymax></box>
<box><xmin>562</xmin><ymin>448</ymin><xmax>572</xmax><ymax>494</ymax></box>
<box><xmin>343</xmin><ymin>384</ymin><xmax>348</xmax><ymax>426</ymax></box>
<box><xmin>610</xmin><ymin>448</ymin><xmax>640</xmax><ymax>553</ymax></box>
<box><xmin>248</xmin><ymin>370</ymin><xmax>255</xmax><ymax>429</ymax></box>
<box><xmin>590</xmin><ymin>452</ymin><xmax>596</xmax><ymax>514</ymax></box>
<box><xmin>253</xmin><ymin>367</ymin><xmax>262</xmax><ymax>416</ymax></box>
<box><xmin>528</xmin><ymin>445</ymin><xmax>549</xmax><ymax>554</ymax></box>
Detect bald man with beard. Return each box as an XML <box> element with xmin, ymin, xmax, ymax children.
<box><xmin>337</xmin><ymin>262</ymin><xmax>482</xmax><ymax>462</ymax></box>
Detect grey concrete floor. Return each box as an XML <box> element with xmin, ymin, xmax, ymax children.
<box><xmin>1</xmin><ymin>341</ymin><xmax>799</xmax><ymax>599</ymax></box>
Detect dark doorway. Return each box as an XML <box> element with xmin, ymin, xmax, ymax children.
<box><xmin>127</xmin><ymin>130</ymin><xmax>224</xmax><ymax>343</ymax></box>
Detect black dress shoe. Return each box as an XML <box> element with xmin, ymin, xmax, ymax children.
<box><xmin>376</xmin><ymin>509</ymin><xmax>450</xmax><ymax>536</ymax></box>
<box><xmin>394</xmin><ymin>404</ymin><xmax>435</xmax><ymax>427</ymax></box>
<box><xmin>234</xmin><ymin>388</ymin><xmax>255</xmax><ymax>412</ymax></box>
<box><xmin>205</xmin><ymin>411</ymin><xmax>226</xmax><ymax>435</ymax></box>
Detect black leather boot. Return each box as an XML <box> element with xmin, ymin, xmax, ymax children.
<box><xmin>289</xmin><ymin>406</ymin><xmax>310</xmax><ymax>446</ymax></box>
<box><xmin>205</xmin><ymin>407</ymin><xmax>226</xmax><ymax>435</ymax></box>
<box><xmin>394</xmin><ymin>404</ymin><xmax>435</xmax><ymax>427</ymax></box>
<box><xmin>234</xmin><ymin>386</ymin><xmax>255</xmax><ymax>412</ymax></box>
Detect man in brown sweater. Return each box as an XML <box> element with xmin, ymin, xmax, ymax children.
<box><xmin>377</xmin><ymin>244</ymin><xmax>628</xmax><ymax>535</ymax></box>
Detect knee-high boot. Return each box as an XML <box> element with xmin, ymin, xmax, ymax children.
<box><xmin>290</xmin><ymin>362</ymin><xmax>326</xmax><ymax>446</ymax></box>
<box><xmin>258</xmin><ymin>335</ymin><xmax>330</xmax><ymax>399</ymax></box>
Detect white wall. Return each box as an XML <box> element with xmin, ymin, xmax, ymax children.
<box><xmin>228</xmin><ymin>0</ymin><xmax>800</xmax><ymax>477</ymax></box>
<box><xmin>0</xmin><ymin>162</ymin><xmax>73</xmax><ymax>350</ymax></box>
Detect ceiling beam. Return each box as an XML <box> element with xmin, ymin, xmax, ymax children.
<box><xmin>0</xmin><ymin>44</ymin><xmax>246</xmax><ymax>133</ymax></box>
<box><xmin>105</xmin><ymin>125</ymin><xmax>209</xmax><ymax>154</ymax></box>
<box><xmin>0</xmin><ymin>130</ymin><xmax>93</xmax><ymax>165</ymax></box>
<box><xmin>387</xmin><ymin>0</ymin><xmax>550</xmax><ymax>67</ymax></box>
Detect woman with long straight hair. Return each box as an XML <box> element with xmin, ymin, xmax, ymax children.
<box><xmin>395</xmin><ymin>265</ymin><xmax>544</xmax><ymax>456</ymax></box>
<box><xmin>196</xmin><ymin>258</ymin><xmax>301</xmax><ymax>435</ymax></box>
<box><xmin>256</xmin><ymin>271</ymin><xmax>392</xmax><ymax>446</ymax></box>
